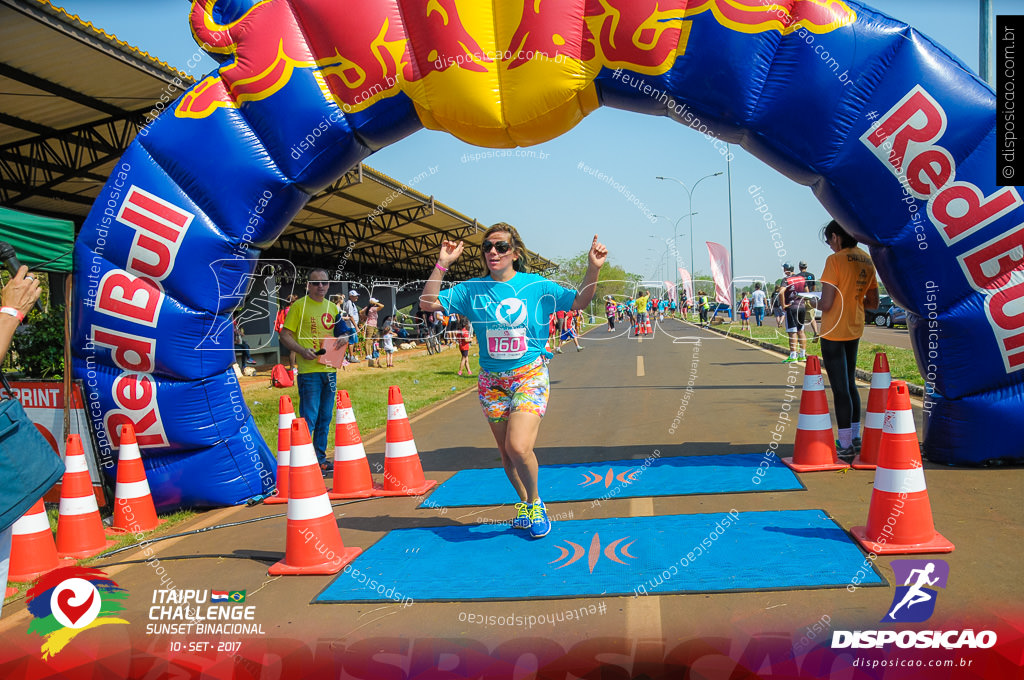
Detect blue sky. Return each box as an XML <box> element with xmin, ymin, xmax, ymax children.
<box><xmin>56</xmin><ymin>0</ymin><xmax>1014</xmax><ymax>285</ymax></box>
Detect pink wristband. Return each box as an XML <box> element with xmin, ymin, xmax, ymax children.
<box><xmin>0</xmin><ymin>306</ymin><xmax>24</xmax><ymax>322</ymax></box>
<box><xmin>435</xmin><ymin>263</ymin><xmax>448</xmax><ymax>273</ymax></box>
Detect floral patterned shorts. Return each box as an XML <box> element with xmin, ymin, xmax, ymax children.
<box><xmin>477</xmin><ymin>357</ymin><xmax>550</xmax><ymax>423</ymax></box>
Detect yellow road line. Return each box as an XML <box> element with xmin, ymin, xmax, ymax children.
<box><xmin>637</xmin><ymin>355</ymin><xmax>645</xmax><ymax>377</ymax></box>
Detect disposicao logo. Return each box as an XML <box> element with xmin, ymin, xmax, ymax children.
<box><xmin>832</xmin><ymin>560</ymin><xmax>997</xmax><ymax>650</ymax></box>
<box><xmin>883</xmin><ymin>559</ymin><xmax>948</xmax><ymax>623</ymax></box>
<box><xmin>25</xmin><ymin>566</ymin><xmax>129</xmax><ymax>659</ymax></box>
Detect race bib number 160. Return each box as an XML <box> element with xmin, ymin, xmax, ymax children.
<box><xmin>486</xmin><ymin>328</ymin><xmax>527</xmax><ymax>360</ymax></box>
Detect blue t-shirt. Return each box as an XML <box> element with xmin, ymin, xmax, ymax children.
<box><xmin>437</xmin><ymin>272</ymin><xmax>577</xmax><ymax>372</ymax></box>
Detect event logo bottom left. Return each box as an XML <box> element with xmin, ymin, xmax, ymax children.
<box><xmin>25</xmin><ymin>566</ymin><xmax>129</xmax><ymax>659</ymax></box>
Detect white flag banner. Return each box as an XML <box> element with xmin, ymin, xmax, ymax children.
<box><xmin>706</xmin><ymin>241</ymin><xmax>732</xmax><ymax>305</ymax></box>
<box><xmin>678</xmin><ymin>268</ymin><xmax>694</xmax><ymax>301</ymax></box>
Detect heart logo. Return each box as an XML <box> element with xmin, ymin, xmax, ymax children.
<box><xmin>496</xmin><ymin>298</ymin><xmax>527</xmax><ymax>327</ymax></box>
<box><xmin>56</xmin><ymin>587</ymin><xmax>95</xmax><ymax>626</ymax></box>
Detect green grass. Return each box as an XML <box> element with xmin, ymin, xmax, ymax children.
<box><xmin>2</xmin><ymin>509</ymin><xmax>197</xmax><ymax>603</ymax></box>
<box><xmin>3</xmin><ymin>346</ymin><xmax>481</xmax><ymax>606</ymax></box>
<box><xmin>712</xmin><ymin>321</ymin><xmax>923</xmax><ymax>385</ymax></box>
<box><xmin>245</xmin><ymin>345</ymin><xmax>480</xmax><ymax>455</ymax></box>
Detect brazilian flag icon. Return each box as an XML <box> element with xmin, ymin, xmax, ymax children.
<box><xmin>228</xmin><ymin>591</ymin><xmax>246</xmax><ymax>603</ymax></box>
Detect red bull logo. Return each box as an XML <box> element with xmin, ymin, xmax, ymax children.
<box><xmin>176</xmin><ymin>0</ymin><xmax>855</xmax><ymax>144</ymax></box>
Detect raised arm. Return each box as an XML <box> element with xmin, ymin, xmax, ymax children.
<box><xmin>571</xmin><ymin>235</ymin><xmax>608</xmax><ymax>311</ymax></box>
<box><xmin>421</xmin><ymin>240</ymin><xmax>463</xmax><ymax>312</ymax></box>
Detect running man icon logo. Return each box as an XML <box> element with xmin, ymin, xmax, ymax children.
<box><xmin>882</xmin><ymin>559</ymin><xmax>950</xmax><ymax>623</ymax></box>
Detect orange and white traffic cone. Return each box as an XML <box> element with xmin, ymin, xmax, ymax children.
<box><xmin>268</xmin><ymin>418</ymin><xmax>361</xmax><ymax>575</ymax></box>
<box><xmin>56</xmin><ymin>435</ymin><xmax>116</xmax><ymax>558</ymax></box>
<box><xmin>264</xmin><ymin>396</ymin><xmax>294</xmax><ymax>505</ymax></box>
<box><xmin>377</xmin><ymin>386</ymin><xmax>437</xmax><ymax>496</ymax></box>
<box><xmin>8</xmin><ymin>500</ymin><xmax>71</xmax><ymax>582</ymax></box>
<box><xmin>109</xmin><ymin>424</ymin><xmax>162</xmax><ymax>533</ymax></box>
<box><xmin>851</xmin><ymin>381</ymin><xmax>954</xmax><ymax>554</ymax></box>
<box><xmin>329</xmin><ymin>390</ymin><xmax>380</xmax><ymax>499</ymax></box>
<box><xmin>646</xmin><ymin>319</ymin><xmax>652</xmax><ymax>335</ymax></box>
<box><xmin>852</xmin><ymin>352</ymin><xmax>891</xmax><ymax>470</ymax></box>
<box><xmin>783</xmin><ymin>356</ymin><xmax>849</xmax><ymax>472</ymax></box>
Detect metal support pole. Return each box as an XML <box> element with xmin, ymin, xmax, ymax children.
<box><xmin>980</xmin><ymin>0</ymin><xmax>994</xmax><ymax>86</ymax></box>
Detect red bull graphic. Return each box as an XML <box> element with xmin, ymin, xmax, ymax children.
<box><xmin>178</xmin><ymin>0</ymin><xmax>317</xmax><ymax>118</ymax></box>
<box><xmin>71</xmin><ymin>0</ymin><xmax>1024</xmax><ymax>514</ymax></box>
<box><xmin>583</xmin><ymin>0</ymin><xmax>690</xmax><ymax>73</ymax></box>
<box><xmin>506</xmin><ymin>0</ymin><xmax>593</xmax><ymax>69</ymax></box>
<box><xmin>686</xmin><ymin>0</ymin><xmax>856</xmax><ymax>35</ymax></box>
<box><xmin>177</xmin><ymin>0</ymin><xmax>854</xmax><ymax>145</ymax></box>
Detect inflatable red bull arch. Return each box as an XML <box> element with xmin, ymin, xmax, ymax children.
<box><xmin>73</xmin><ymin>0</ymin><xmax>1024</xmax><ymax>510</ymax></box>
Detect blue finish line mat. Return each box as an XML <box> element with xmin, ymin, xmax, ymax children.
<box><xmin>420</xmin><ymin>454</ymin><xmax>804</xmax><ymax>508</ymax></box>
<box><xmin>315</xmin><ymin>509</ymin><xmax>883</xmax><ymax>603</ymax></box>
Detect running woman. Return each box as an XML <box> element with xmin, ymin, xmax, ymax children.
<box><xmin>421</xmin><ymin>224</ymin><xmax>607</xmax><ymax>538</ymax></box>
<box><xmin>561</xmin><ymin>309</ymin><xmax>584</xmax><ymax>351</ymax></box>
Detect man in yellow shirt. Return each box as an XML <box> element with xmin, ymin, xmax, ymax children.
<box><xmin>818</xmin><ymin>220</ymin><xmax>880</xmax><ymax>460</ymax></box>
<box><xmin>279</xmin><ymin>269</ymin><xmax>346</xmax><ymax>473</ymax></box>
<box><xmin>634</xmin><ymin>290</ymin><xmax>649</xmax><ymax>335</ymax></box>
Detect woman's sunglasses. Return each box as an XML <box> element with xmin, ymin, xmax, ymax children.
<box><xmin>481</xmin><ymin>240</ymin><xmax>512</xmax><ymax>254</ymax></box>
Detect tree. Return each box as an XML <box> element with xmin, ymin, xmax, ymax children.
<box><xmin>548</xmin><ymin>252</ymin><xmax>642</xmax><ymax>305</ymax></box>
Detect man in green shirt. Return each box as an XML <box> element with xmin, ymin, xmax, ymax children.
<box><xmin>279</xmin><ymin>269</ymin><xmax>346</xmax><ymax>473</ymax></box>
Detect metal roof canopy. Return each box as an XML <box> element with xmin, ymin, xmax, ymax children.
<box><xmin>270</xmin><ymin>163</ymin><xmax>555</xmax><ymax>282</ymax></box>
<box><xmin>0</xmin><ymin>0</ymin><xmax>553</xmax><ymax>282</ymax></box>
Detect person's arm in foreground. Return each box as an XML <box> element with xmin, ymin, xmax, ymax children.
<box><xmin>0</xmin><ymin>266</ymin><xmax>41</xmax><ymax>359</ymax></box>
<box><xmin>571</xmin><ymin>235</ymin><xmax>608</xmax><ymax>311</ymax></box>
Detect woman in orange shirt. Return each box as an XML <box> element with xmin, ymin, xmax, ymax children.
<box><xmin>817</xmin><ymin>220</ymin><xmax>880</xmax><ymax>461</ymax></box>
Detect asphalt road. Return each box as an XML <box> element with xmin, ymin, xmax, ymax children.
<box><xmin>859</xmin><ymin>323</ymin><xmax>911</xmax><ymax>350</ymax></box>
<box><xmin>3</xmin><ymin>319</ymin><xmax>1019</xmax><ymax>675</ymax></box>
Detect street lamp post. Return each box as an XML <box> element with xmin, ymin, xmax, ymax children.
<box><xmin>648</xmin><ymin>234</ymin><xmax>676</xmax><ymax>283</ymax></box>
<box><xmin>653</xmin><ymin>213</ymin><xmax>694</xmax><ymax>281</ymax></box>
<box><xmin>656</xmin><ymin>172</ymin><xmax>723</xmax><ymax>293</ymax></box>
<box><xmin>653</xmin><ymin>213</ymin><xmax>696</xmax><ymax>307</ymax></box>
